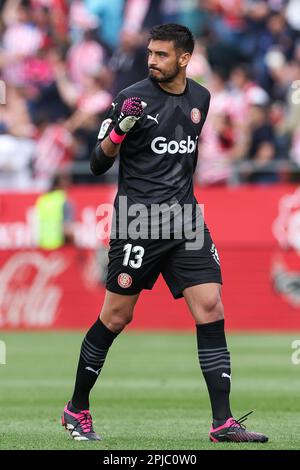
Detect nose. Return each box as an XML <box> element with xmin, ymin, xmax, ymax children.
<box><xmin>148</xmin><ymin>57</ymin><xmax>157</xmax><ymax>68</ymax></box>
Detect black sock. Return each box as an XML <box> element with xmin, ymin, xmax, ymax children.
<box><xmin>196</xmin><ymin>319</ymin><xmax>232</xmax><ymax>426</ymax></box>
<box><xmin>71</xmin><ymin>318</ymin><xmax>119</xmax><ymax>410</ymax></box>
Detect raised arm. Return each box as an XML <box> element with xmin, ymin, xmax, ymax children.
<box><xmin>90</xmin><ymin>96</ymin><xmax>144</xmax><ymax>175</ymax></box>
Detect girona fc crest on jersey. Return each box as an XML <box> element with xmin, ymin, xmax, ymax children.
<box><xmin>191</xmin><ymin>108</ymin><xmax>201</xmax><ymax>124</ymax></box>
<box><xmin>118</xmin><ymin>273</ymin><xmax>132</xmax><ymax>288</ymax></box>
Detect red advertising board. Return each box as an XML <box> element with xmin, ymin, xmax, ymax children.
<box><xmin>0</xmin><ymin>184</ymin><xmax>300</xmax><ymax>331</ymax></box>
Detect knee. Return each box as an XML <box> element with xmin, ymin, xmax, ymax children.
<box><xmin>100</xmin><ymin>306</ymin><xmax>134</xmax><ymax>333</ymax></box>
<box><xmin>201</xmin><ymin>293</ymin><xmax>224</xmax><ymax>321</ymax></box>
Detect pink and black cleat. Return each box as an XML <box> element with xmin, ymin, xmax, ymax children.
<box><xmin>61</xmin><ymin>402</ymin><xmax>102</xmax><ymax>441</ymax></box>
<box><xmin>209</xmin><ymin>411</ymin><xmax>268</xmax><ymax>443</ymax></box>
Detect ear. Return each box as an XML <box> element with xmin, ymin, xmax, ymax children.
<box><xmin>179</xmin><ymin>52</ymin><xmax>191</xmax><ymax>68</ymax></box>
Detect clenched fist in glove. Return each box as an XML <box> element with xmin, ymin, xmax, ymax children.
<box><xmin>109</xmin><ymin>97</ymin><xmax>144</xmax><ymax>145</ymax></box>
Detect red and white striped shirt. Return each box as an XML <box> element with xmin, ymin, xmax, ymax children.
<box><xmin>67</xmin><ymin>40</ymin><xmax>105</xmax><ymax>86</ymax></box>
<box><xmin>34</xmin><ymin>124</ymin><xmax>73</xmax><ymax>189</ymax></box>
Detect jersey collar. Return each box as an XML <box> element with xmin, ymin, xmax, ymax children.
<box><xmin>149</xmin><ymin>77</ymin><xmax>189</xmax><ymax>96</ymax></box>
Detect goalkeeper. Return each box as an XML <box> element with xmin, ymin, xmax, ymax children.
<box><xmin>61</xmin><ymin>23</ymin><xmax>268</xmax><ymax>444</ymax></box>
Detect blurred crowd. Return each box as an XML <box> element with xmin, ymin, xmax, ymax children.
<box><xmin>0</xmin><ymin>0</ymin><xmax>300</xmax><ymax>190</ymax></box>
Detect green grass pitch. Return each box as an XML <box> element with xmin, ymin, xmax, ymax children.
<box><xmin>0</xmin><ymin>331</ymin><xmax>299</xmax><ymax>450</ymax></box>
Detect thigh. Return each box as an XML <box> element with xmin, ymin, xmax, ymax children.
<box><xmin>162</xmin><ymin>225</ymin><xmax>222</xmax><ymax>299</ymax></box>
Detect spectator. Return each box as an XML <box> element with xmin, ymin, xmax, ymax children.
<box><xmin>228</xmin><ymin>64</ymin><xmax>270</xmax><ymax>122</ymax></box>
<box><xmin>0</xmin><ymin>84</ymin><xmax>36</xmax><ymax>137</ymax></box>
<box><xmin>34</xmin><ymin>117</ymin><xmax>74</xmax><ymax>190</ymax></box>
<box><xmin>84</xmin><ymin>0</ymin><xmax>125</xmax><ymax>49</ymax></box>
<box><xmin>0</xmin><ymin>132</ymin><xmax>35</xmax><ymax>190</ymax></box>
<box><xmin>245</xmin><ymin>104</ymin><xmax>278</xmax><ymax>183</ymax></box>
<box><xmin>109</xmin><ymin>29</ymin><xmax>148</xmax><ymax>95</ymax></box>
<box><xmin>35</xmin><ymin>172</ymin><xmax>75</xmax><ymax>249</ymax></box>
<box><xmin>196</xmin><ymin>69</ymin><xmax>247</xmax><ymax>185</ymax></box>
<box><xmin>67</xmin><ymin>29</ymin><xmax>106</xmax><ymax>87</ymax></box>
<box><xmin>187</xmin><ymin>38</ymin><xmax>212</xmax><ymax>84</ymax></box>
<box><xmin>253</xmin><ymin>10</ymin><xmax>294</xmax><ymax>90</ymax></box>
<box><xmin>0</xmin><ymin>0</ymin><xmax>44</xmax><ymax>86</ymax></box>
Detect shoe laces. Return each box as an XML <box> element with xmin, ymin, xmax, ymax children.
<box><xmin>76</xmin><ymin>411</ymin><xmax>93</xmax><ymax>434</ymax></box>
<box><xmin>228</xmin><ymin>410</ymin><xmax>255</xmax><ymax>431</ymax></box>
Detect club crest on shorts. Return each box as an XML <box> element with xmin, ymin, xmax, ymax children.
<box><xmin>210</xmin><ymin>243</ymin><xmax>220</xmax><ymax>266</ymax></box>
<box><xmin>191</xmin><ymin>108</ymin><xmax>201</xmax><ymax>124</ymax></box>
<box><xmin>118</xmin><ymin>273</ymin><xmax>132</xmax><ymax>288</ymax></box>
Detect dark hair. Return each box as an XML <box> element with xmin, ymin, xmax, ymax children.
<box><xmin>149</xmin><ymin>24</ymin><xmax>195</xmax><ymax>54</ymax></box>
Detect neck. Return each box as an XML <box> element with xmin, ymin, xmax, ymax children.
<box><xmin>158</xmin><ymin>74</ymin><xmax>187</xmax><ymax>95</ymax></box>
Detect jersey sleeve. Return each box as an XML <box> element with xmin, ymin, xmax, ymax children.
<box><xmin>202</xmin><ymin>89</ymin><xmax>211</xmax><ymax>125</ymax></box>
<box><xmin>90</xmin><ymin>93</ymin><xmax>126</xmax><ymax>176</ymax></box>
<box><xmin>193</xmin><ymin>89</ymin><xmax>211</xmax><ymax>173</ymax></box>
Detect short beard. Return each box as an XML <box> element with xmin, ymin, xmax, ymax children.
<box><xmin>148</xmin><ymin>65</ymin><xmax>180</xmax><ymax>83</ymax></box>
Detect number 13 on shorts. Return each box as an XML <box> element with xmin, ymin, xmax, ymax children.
<box><xmin>122</xmin><ymin>243</ymin><xmax>145</xmax><ymax>269</ymax></box>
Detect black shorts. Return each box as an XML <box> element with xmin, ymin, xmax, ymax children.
<box><xmin>106</xmin><ymin>225</ymin><xmax>222</xmax><ymax>299</ymax></box>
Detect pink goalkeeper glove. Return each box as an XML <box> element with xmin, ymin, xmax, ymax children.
<box><xmin>109</xmin><ymin>97</ymin><xmax>144</xmax><ymax>144</ymax></box>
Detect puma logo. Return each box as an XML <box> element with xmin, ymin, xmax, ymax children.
<box><xmin>221</xmin><ymin>372</ymin><xmax>231</xmax><ymax>382</ymax></box>
<box><xmin>85</xmin><ymin>366</ymin><xmax>101</xmax><ymax>376</ymax></box>
<box><xmin>147</xmin><ymin>113</ymin><xmax>159</xmax><ymax>125</ymax></box>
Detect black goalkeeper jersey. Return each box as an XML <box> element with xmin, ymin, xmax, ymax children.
<box><xmin>97</xmin><ymin>77</ymin><xmax>210</xmax><ymax>209</ymax></box>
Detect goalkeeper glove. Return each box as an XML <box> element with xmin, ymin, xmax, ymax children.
<box><xmin>109</xmin><ymin>97</ymin><xmax>144</xmax><ymax>144</ymax></box>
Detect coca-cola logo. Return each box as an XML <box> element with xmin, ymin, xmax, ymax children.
<box><xmin>273</xmin><ymin>188</ymin><xmax>300</xmax><ymax>251</ymax></box>
<box><xmin>0</xmin><ymin>252</ymin><xmax>67</xmax><ymax>327</ymax></box>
